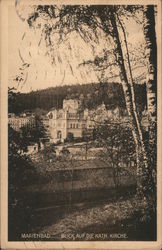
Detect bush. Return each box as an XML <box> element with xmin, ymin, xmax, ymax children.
<box><xmin>60</xmin><ymin>147</ymin><xmax>70</xmax><ymax>156</ymax></box>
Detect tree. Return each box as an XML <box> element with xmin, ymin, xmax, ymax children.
<box><xmin>66</xmin><ymin>132</ymin><xmax>74</xmax><ymax>142</ymax></box>
<box><xmin>143</xmin><ymin>5</ymin><xmax>157</xmax><ymax>192</ymax></box>
<box><xmin>8</xmin><ymin>124</ymin><xmax>37</xmax><ymax>239</ymax></box>
<box><xmin>42</xmin><ymin>143</ymin><xmax>56</xmax><ymax>161</ymax></box>
<box><xmin>8</xmin><ymin>124</ymin><xmax>37</xmax><ymax>192</ymax></box>
<box><xmin>8</xmin><ymin>87</ymin><xmax>22</xmax><ymax>114</ymax></box>
<box><xmin>94</xmin><ymin>119</ymin><xmax>136</xmax><ymax>191</ymax></box>
<box><xmin>109</xmin><ymin>9</ymin><xmax>150</xmax><ymax>196</ymax></box>
<box><xmin>8</xmin><ymin>124</ymin><xmax>22</xmax><ymax>154</ymax></box>
<box><xmin>78</xmin><ymin>6</ymin><xmax>149</xmax><ymax>196</ymax></box>
<box><xmin>20</xmin><ymin>115</ymin><xmax>48</xmax><ymax>150</ymax></box>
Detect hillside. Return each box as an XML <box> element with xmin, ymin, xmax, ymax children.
<box><xmin>8</xmin><ymin>82</ymin><xmax>146</xmax><ymax>115</ymax></box>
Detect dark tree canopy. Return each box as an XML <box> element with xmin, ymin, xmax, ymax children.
<box><xmin>8</xmin><ymin>82</ymin><xmax>146</xmax><ymax>115</ymax></box>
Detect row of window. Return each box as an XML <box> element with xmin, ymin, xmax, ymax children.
<box><xmin>9</xmin><ymin>122</ymin><xmax>34</xmax><ymax>131</ymax></box>
<box><xmin>9</xmin><ymin>119</ymin><xmax>34</xmax><ymax>125</ymax></box>
<box><xmin>69</xmin><ymin>123</ymin><xmax>79</xmax><ymax>129</ymax></box>
<box><xmin>49</xmin><ymin>122</ymin><xmax>88</xmax><ymax>129</ymax></box>
<box><xmin>69</xmin><ymin>123</ymin><xmax>87</xmax><ymax>129</ymax></box>
<box><xmin>10</xmin><ymin>121</ymin><xmax>31</xmax><ymax>125</ymax></box>
<box><xmin>51</xmin><ymin>122</ymin><xmax>82</xmax><ymax>129</ymax></box>
<box><xmin>9</xmin><ymin>118</ymin><xmax>31</xmax><ymax>122</ymax></box>
<box><xmin>9</xmin><ymin>121</ymin><xmax>34</xmax><ymax>126</ymax></box>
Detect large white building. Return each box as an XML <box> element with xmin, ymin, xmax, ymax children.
<box><xmin>45</xmin><ymin>99</ymin><xmax>94</xmax><ymax>142</ymax></box>
<box><xmin>45</xmin><ymin>99</ymin><xmax>121</xmax><ymax>143</ymax></box>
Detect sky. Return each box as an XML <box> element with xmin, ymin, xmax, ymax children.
<box><xmin>8</xmin><ymin>4</ymin><xmax>146</xmax><ymax>93</ymax></box>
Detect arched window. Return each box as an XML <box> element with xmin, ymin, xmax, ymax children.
<box><xmin>49</xmin><ymin>112</ymin><xmax>53</xmax><ymax>119</ymax></box>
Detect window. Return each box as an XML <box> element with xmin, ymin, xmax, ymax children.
<box><xmin>76</xmin><ymin>123</ymin><xmax>79</xmax><ymax>129</ymax></box>
<box><xmin>70</xmin><ymin>124</ymin><xmax>72</xmax><ymax>128</ymax></box>
<box><xmin>49</xmin><ymin>112</ymin><xmax>53</xmax><ymax>119</ymax></box>
<box><xmin>73</xmin><ymin>124</ymin><xmax>75</xmax><ymax>129</ymax></box>
<box><xmin>57</xmin><ymin>131</ymin><xmax>62</xmax><ymax>139</ymax></box>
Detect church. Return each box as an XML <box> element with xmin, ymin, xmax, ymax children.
<box><xmin>46</xmin><ymin>99</ymin><xmax>95</xmax><ymax>143</ymax></box>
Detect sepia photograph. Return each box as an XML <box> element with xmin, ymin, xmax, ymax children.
<box><xmin>0</xmin><ymin>0</ymin><xmax>162</xmax><ymax>249</ymax></box>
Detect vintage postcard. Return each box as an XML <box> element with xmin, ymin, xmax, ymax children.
<box><xmin>0</xmin><ymin>0</ymin><xmax>162</xmax><ymax>249</ymax></box>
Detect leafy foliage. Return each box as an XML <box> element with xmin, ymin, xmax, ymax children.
<box><xmin>8</xmin><ymin>125</ymin><xmax>37</xmax><ymax>192</ymax></box>
<box><xmin>8</xmin><ymin>124</ymin><xmax>37</xmax><ymax>239</ymax></box>
<box><xmin>93</xmin><ymin>119</ymin><xmax>136</xmax><ymax>188</ymax></box>
<box><xmin>20</xmin><ymin>115</ymin><xmax>48</xmax><ymax>150</ymax></box>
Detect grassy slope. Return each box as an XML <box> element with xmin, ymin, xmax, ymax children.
<box><xmin>36</xmin><ymin>195</ymin><xmax>156</xmax><ymax>241</ymax></box>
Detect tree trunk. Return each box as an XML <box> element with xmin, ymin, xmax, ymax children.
<box><xmin>116</xmin><ymin>14</ymin><xmax>148</xmax><ymax>162</ymax></box>
<box><xmin>143</xmin><ymin>5</ymin><xmax>157</xmax><ymax>192</ymax></box>
<box><xmin>109</xmin><ymin>12</ymin><xmax>149</xmax><ymax>196</ymax></box>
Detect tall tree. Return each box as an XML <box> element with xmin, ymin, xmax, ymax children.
<box><xmin>143</xmin><ymin>5</ymin><xmax>157</xmax><ymax>190</ymax></box>
<box><xmin>97</xmin><ymin>7</ymin><xmax>150</xmax><ymax>195</ymax></box>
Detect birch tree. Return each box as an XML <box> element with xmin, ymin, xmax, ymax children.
<box><xmin>143</xmin><ymin>5</ymin><xmax>157</xmax><ymax>191</ymax></box>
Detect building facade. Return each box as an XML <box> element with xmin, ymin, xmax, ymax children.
<box><xmin>8</xmin><ymin>113</ymin><xmax>35</xmax><ymax>131</ymax></box>
<box><xmin>46</xmin><ymin>99</ymin><xmax>95</xmax><ymax>142</ymax></box>
<box><xmin>45</xmin><ymin>99</ymin><xmax>123</xmax><ymax>143</ymax></box>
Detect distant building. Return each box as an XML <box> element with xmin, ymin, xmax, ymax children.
<box><xmin>8</xmin><ymin>113</ymin><xmax>35</xmax><ymax>131</ymax></box>
<box><xmin>46</xmin><ymin>99</ymin><xmax>85</xmax><ymax>142</ymax></box>
<box><xmin>46</xmin><ymin>99</ymin><xmax>121</xmax><ymax>143</ymax></box>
